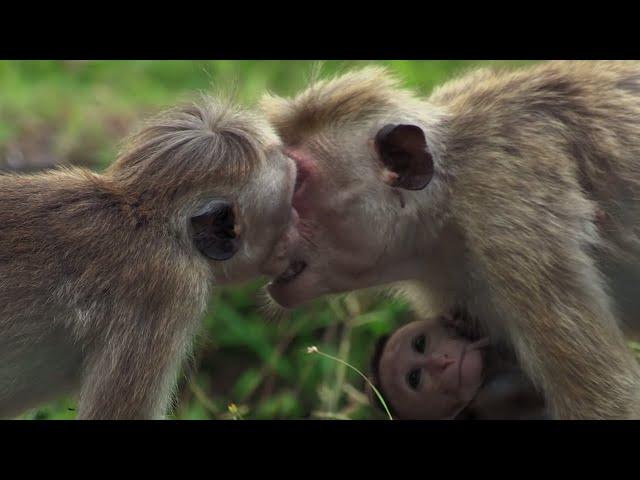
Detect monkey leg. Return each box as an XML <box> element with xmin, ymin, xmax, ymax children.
<box><xmin>76</xmin><ymin>324</ymin><xmax>194</xmax><ymax>420</ymax></box>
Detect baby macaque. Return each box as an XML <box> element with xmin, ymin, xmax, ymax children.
<box><xmin>370</xmin><ymin>311</ymin><xmax>548</xmax><ymax>420</ymax></box>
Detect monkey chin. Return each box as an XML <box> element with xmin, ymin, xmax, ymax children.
<box><xmin>266</xmin><ymin>261</ymin><xmax>350</xmax><ymax>309</ymax></box>
<box><xmin>267</xmin><ymin>261</ymin><xmax>330</xmax><ymax>309</ymax></box>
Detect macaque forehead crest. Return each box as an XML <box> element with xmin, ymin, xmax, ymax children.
<box><xmin>110</xmin><ymin>95</ymin><xmax>276</xmax><ymax>199</ymax></box>
<box><xmin>260</xmin><ymin>66</ymin><xmax>417</xmax><ymax>144</ymax></box>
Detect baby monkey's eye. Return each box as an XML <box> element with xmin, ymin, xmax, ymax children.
<box><xmin>406</xmin><ymin>369</ymin><xmax>421</xmax><ymax>391</ymax></box>
<box><xmin>412</xmin><ymin>334</ymin><xmax>426</xmax><ymax>353</ymax></box>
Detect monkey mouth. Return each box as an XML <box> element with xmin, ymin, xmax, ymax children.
<box><xmin>273</xmin><ymin>260</ymin><xmax>307</xmax><ymax>285</ymax></box>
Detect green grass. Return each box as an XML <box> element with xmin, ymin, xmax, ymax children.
<box><xmin>1</xmin><ymin>60</ymin><xmax>534</xmax><ymax>420</ymax></box>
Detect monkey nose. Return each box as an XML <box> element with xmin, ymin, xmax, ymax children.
<box><xmin>424</xmin><ymin>354</ymin><xmax>455</xmax><ymax>377</ymax></box>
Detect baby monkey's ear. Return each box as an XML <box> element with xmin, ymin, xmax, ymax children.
<box><xmin>191</xmin><ymin>200</ymin><xmax>240</xmax><ymax>261</ymax></box>
<box><xmin>375</xmin><ymin>124</ymin><xmax>434</xmax><ymax>191</ymax></box>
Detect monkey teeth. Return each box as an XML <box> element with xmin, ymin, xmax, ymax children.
<box><xmin>274</xmin><ymin>260</ymin><xmax>307</xmax><ymax>284</ymax></box>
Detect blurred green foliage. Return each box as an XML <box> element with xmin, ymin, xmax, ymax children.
<box><xmin>1</xmin><ymin>60</ymin><xmax>533</xmax><ymax>420</ymax></box>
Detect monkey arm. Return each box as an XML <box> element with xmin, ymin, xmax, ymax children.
<box><xmin>465</xmin><ymin>209</ymin><xmax>640</xmax><ymax>419</ymax></box>
<box><xmin>471</xmin><ymin>369</ymin><xmax>548</xmax><ymax>420</ymax></box>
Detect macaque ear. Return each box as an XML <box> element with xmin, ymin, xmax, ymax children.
<box><xmin>190</xmin><ymin>201</ymin><xmax>240</xmax><ymax>261</ymax></box>
<box><xmin>375</xmin><ymin>124</ymin><xmax>434</xmax><ymax>190</ymax></box>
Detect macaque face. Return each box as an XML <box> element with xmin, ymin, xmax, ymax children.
<box><xmin>192</xmin><ymin>147</ymin><xmax>300</xmax><ymax>286</ymax></box>
<box><xmin>378</xmin><ymin>319</ymin><xmax>484</xmax><ymax>419</ymax></box>
<box><xmin>266</xmin><ymin>122</ymin><xmax>437</xmax><ymax>308</ymax></box>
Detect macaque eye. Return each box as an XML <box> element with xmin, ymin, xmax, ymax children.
<box><xmin>190</xmin><ymin>201</ymin><xmax>240</xmax><ymax>261</ymax></box>
<box><xmin>412</xmin><ymin>334</ymin><xmax>426</xmax><ymax>354</ymax></box>
<box><xmin>406</xmin><ymin>368</ymin><xmax>422</xmax><ymax>391</ymax></box>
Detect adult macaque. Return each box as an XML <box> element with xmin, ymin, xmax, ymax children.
<box><xmin>0</xmin><ymin>96</ymin><xmax>300</xmax><ymax>419</ymax></box>
<box><xmin>261</xmin><ymin>61</ymin><xmax>640</xmax><ymax>419</ymax></box>
<box><xmin>369</xmin><ymin>312</ymin><xmax>548</xmax><ymax>420</ymax></box>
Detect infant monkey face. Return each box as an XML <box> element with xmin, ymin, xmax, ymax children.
<box><xmin>378</xmin><ymin>318</ymin><xmax>484</xmax><ymax>419</ymax></box>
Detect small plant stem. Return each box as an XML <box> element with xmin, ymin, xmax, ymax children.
<box><xmin>308</xmin><ymin>346</ymin><xmax>393</xmax><ymax>420</ymax></box>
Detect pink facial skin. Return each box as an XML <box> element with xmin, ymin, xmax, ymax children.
<box><xmin>377</xmin><ymin>319</ymin><xmax>486</xmax><ymax>420</ymax></box>
<box><xmin>267</xmin><ymin>147</ymin><xmax>333</xmax><ymax>308</ymax></box>
<box><xmin>267</xmin><ymin>145</ymin><xmax>403</xmax><ymax>308</ymax></box>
